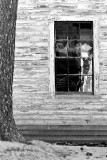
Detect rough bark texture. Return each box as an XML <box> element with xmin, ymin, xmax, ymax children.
<box><xmin>0</xmin><ymin>0</ymin><xmax>25</xmax><ymax>142</ymax></box>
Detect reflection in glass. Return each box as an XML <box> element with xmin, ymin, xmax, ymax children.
<box><xmin>80</xmin><ymin>41</ymin><xmax>93</xmax><ymax>48</ymax></box>
<box><xmin>55</xmin><ymin>58</ymin><xmax>68</xmax><ymax>74</ymax></box>
<box><xmin>80</xmin><ymin>41</ymin><xmax>93</xmax><ymax>58</ymax></box>
<box><xmin>56</xmin><ymin>75</ymin><xmax>68</xmax><ymax>91</ymax></box>
<box><xmin>55</xmin><ymin>23</ymin><xmax>67</xmax><ymax>39</ymax></box>
<box><xmin>80</xmin><ymin>23</ymin><xmax>93</xmax><ymax>41</ymax></box>
<box><xmin>55</xmin><ymin>41</ymin><xmax>67</xmax><ymax>57</ymax></box>
<box><xmin>68</xmin><ymin>40</ymin><xmax>80</xmax><ymax>57</ymax></box>
<box><xmin>80</xmin><ymin>76</ymin><xmax>92</xmax><ymax>92</ymax></box>
<box><xmin>82</xmin><ymin>58</ymin><xmax>92</xmax><ymax>75</ymax></box>
<box><xmin>54</xmin><ymin>21</ymin><xmax>93</xmax><ymax>93</ymax></box>
<box><xmin>68</xmin><ymin>23</ymin><xmax>79</xmax><ymax>40</ymax></box>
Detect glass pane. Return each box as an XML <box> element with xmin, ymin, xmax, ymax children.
<box><xmin>80</xmin><ymin>41</ymin><xmax>93</xmax><ymax>76</ymax></box>
<box><xmin>82</xmin><ymin>58</ymin><xmax>92</xmax><ymax>75</ymax></box>
<box><xmin>55</xmin><ymin>58</ymin><xmax>68</xmax><ymax>74</ymax></box>
<box><xmin>80</xmin><ymin>41</ymin><xmax>93</xmax><ymax>58</ymax></box>
<box><xmin>55</xmin><ymin>22</ymin><xmax>67</xmax><ymax>39</ymax></box>
<box><xmin>80</xmin><ymin>22</ymin><xmax>93</xmax><ymax>41</ymax></box>
<box><xmin>69</xmin><ymin>75</ymin><xmax>81</xmax><ymax>91</ymax></box>
<box><xmin>56</xmin><ymin>75</ymin><xmax>68</xmax><ymax>91</ymax></box>
<box><xmin>68</xmin><ymin>40</ymin><xmax>80</xmax><ymax>57</ymax></box>
<box><xmin>55</xmin><ymin>41</ymin><xmax>67</xmax><ymax>57</ymax></box>
<box><xmin>68</xmin><ymin>23</ymin><xmax>79</xmax><ymax>40</ymax></box>
<box><xmin>54</xmin><ymin>21</ymin><xmax>93</xmax><ymax>93</ymax></box>
<box><xmin>69</xmin><ymin>58</ymin><xmax>81</xmax><ymax>74</ymax></box>
<box><xmin>79</xmin><ymin>76</ymin><xmax>92</xmax><ymax>92</ymax></box>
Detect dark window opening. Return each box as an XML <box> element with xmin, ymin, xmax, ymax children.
<box><xmin>55</xmin><ymin>21</ymin><xmax>93</xmax><ymax>94</ymax></box>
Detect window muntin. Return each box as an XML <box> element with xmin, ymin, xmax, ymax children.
<box><xmin>55</xmin><ymin>21</ymin><xmax>93</xmax><ymax>94</ymax></box>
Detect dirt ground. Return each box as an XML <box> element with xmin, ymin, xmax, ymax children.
<box><xmin>0</xmin><ymin>140</ymin><xmax>107</xmax><ymax>160</ymax></box>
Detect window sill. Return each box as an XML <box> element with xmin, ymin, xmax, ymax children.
<box><xmin>54</xmin><ymin>92</ymin><xmax>101</xmax><ymax>100</ymax></box>
<box><xmin>55</xmin><ymin>91</ymin><xmax>93</xmax><ymax>95</ymax></box>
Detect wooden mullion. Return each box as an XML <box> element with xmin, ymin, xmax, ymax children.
<box><xmin>56</xmin><ymin>39</ymin><xmax>67</xmax><ymax>42</ymax></box>
<box><xmin>56</xmin><ymin>74</ymin><xmax>92</xmax><ymax>76</ymax></box>
<box><xmin>56</xmin><ymin>57</ymin><xmax>82</xmax><ymax>59</ymax></box>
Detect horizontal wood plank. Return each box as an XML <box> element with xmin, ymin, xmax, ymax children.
<box><xmin>19</xmin><ymin>130</ymin><xmax>107</xmax><ymax>136</ymax></box>
<box><xmin>17</xmin><ymin>125</ymin><xmax>107</xmax><ymax>143</ymax></box>
<box><xmin>22</xmin><ymin>135</ymin><xmax>107</xmax><ymax>142</ymax></box>
<box><xmin>13</xmin><ymin>110</ymin><xmax>107</xmax><ymax>115</ymax></box>
<box><xmin>13</xmin><ymin>0</ymin><xmax>107</xmax><ymax>132</ymax></box>
<box><xmin>17</xmin><ymin>125</ymin><xmax>107</xmax><ymax>131</ymax></box>
<box><xmin>15</xmin><ymin>118</ymin><xmax>107</xmax><ymax>125</ymax></box>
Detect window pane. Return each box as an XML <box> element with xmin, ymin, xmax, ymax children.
<box><xmin>56</xmin><ymin>75</ymin><xmax>68</xmax><ymax>91</ymax></box>
<box><xmin>80</xmin><ymin>76</ymin><xmax>92</xmax><ymax>92</ymax></box>
<box><xmin>55</xmin><ymin>41</ymin><xmax>67</xmax><ymax>57</ymax></box>
<box><xmin>55</xmin><ymin>58</ymin><xmax>68</xmax><ymax>74</ymax></box>
<box><xmin>80</xmin><ymin>41</ymin><xmax>93</xmax><ymax>55</ymax></box>
<box><xmin>68</xmin><ymin>23</ymin><xmax>79</xmax><ymax>40</ymax></box>
<box><xmin>80</xmin><ymin>22</ymin><xmax>93</xmax><ymax>41</ymax></box>
<box><xmin>54</xmin><ymin>21</ymin><xmax>93</xmax><ymax>94</ymax></box>
<box><xmin>56</xmin><ymin>28</ymin><xmax>67</xmax><ymax>39</ymax></box>
<box><xmin>80</xmin><ymin>42</ymin><xmax>93</xmax><ymax>75</ymax></box>
<box><xmin>69</xmin><ymin>58</ymin><xmax>81</xmax><ymax>74</ymax></box>
<box><xmin>55</xmin><ymin>22</ymin><xmax>67</xmax><ymax>39</ymax></box>
<box><xmin>69</xmin><ymin>75</ymin><xmax>81</xmax><ymax>91</ymax></box>
<box><xmin>68</xmin><ymin>40</ymin><xmax>80</xmax><ymax>57</ymax></box>
<box><xmin>82</xmin><ymin>58</ymin><xmax>92</xmax><ymax>75</ymax></box>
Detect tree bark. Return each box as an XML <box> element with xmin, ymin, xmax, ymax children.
<box><xmin>0</xmin><ymin>0</ymin><xmax>25</xmax><ymax>142</ymax></box>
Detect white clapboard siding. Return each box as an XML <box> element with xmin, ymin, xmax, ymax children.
<box><xmin>12</xmin><ymin>0</ymin><xmax>107</xmax><ymax>142</ymax></box>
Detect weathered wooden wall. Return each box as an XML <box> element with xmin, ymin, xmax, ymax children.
<box><xmin>13</xmin><ymin>0</ymin><xmax>107</xmax><ymax>137</ymax></box>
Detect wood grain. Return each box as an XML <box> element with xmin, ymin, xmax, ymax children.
<box><xmin>13</xmin><ymin>0</ymin><xmax>107</xmax><ymax>128</ymax></box>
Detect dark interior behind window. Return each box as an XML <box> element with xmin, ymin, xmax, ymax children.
<box><xmin>55</xmin><ymin>21</ymin><xmax>93</xmax><ymax>94</ymax></box>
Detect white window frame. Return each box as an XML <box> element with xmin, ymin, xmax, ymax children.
<box><xmin>49</xmin><ymin>16</ymin><xmax>99</xmax><ymax>96</ymax></box>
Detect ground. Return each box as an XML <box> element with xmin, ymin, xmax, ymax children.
<box><xmin>0</xmin><ymin>140</ymin><xmax>107</xmax><ymax>160</ymax></box>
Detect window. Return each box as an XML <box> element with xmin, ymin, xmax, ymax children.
<box><xmin>54</xmin><ymin>21</ymin><xmax>94</xmax><ymax>94</ymax></box>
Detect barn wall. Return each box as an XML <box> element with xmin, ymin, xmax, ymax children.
<box><xmin>13</xmin><ymin>0</ymin><xmax>107</xmax><ymax>130</ymax></box>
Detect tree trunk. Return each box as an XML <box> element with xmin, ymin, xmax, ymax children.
<box><xmin>0</xmin><ymin>0</ymin><xmax>25</xmax><ymax>142</ymax></box>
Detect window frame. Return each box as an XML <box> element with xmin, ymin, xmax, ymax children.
<box><xmin>49</xmin><ymin>16</ymin><xmax>99</xmax><ymax>96</ymax></box>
